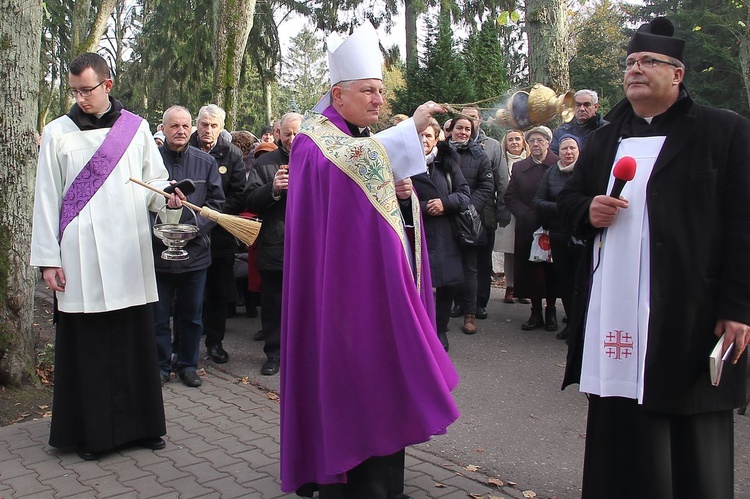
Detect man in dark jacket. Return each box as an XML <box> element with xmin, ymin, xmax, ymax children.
<box><xmin>558</xmin><ymin>18</ymin><xmax>749</xmax><ymax>498</ymax></box>
<box><xmin>189</xmin><ymin>104</ymin><xmax>246</xmax><ymax>364</ymax></box>
<box><xmin>549</xmin><ymin>89</ymin><xmax>607</xmax><ymax>155</ymax></box>
<box><xmin>155</xmin><ymin>106</ymin><xmax>225</xmax><ymax>387</ymax></box>
<box><xmin>245</xmin><ymin>111</ymin><xmax>303</xmax><ymax>375</ymax></box>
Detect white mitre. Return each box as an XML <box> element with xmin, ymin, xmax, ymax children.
<box><xmin>312</xmin><ymin>22</ymin><xmax>383</xmax><ymax>113</ymax></box>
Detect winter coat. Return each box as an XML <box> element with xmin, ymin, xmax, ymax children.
<box><xmin>474</xmin><ymin>130</ymin><xmax>511</xmax><ymax>228</ymax></box>
<box><xmin>154</xmin><ymin>145</ymin><xmax>225</xmax><ymax>273</ymax></box>
<box><xmin>451</xmin><ymin>140</ymin><xmax>494</xmax><ymax>244</ymax></box>
<box><xmin>244</xmin><ymin>145</ymin><xmax>290</xmax><ymax>272</ymax></box>
<box><xmin>550</xmin><ymin>113</ymin><xmax>608</xmax><ymax>154</ymax></box>
<box><xmin>532</xmin><ymin>163</ymin><xmax>573</xmax><ymax>237</ymax></box>
<box><xmin>412</xmin><ymin>142</ymin><xmax>471</xmax><ymax>287</ymax></box>
<box><xmin>557</xmin><ymin>90</ymin><xmax>749</xmax><ymax>414</ymax></box>
<box><xmin>189</xmin><ymin>132</ymin><xmax>246</xmax><ymax>257</ymax></box>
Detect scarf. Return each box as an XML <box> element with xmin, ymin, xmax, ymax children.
<box><xmin>557</xmin><ymin>160</ymin><xmax>576</xmax><ymax>173</ymax></box>
<box><xmin>424</xmin><ymin>146</ymin><xmax>437</xmax><ymax>172</ymax></box>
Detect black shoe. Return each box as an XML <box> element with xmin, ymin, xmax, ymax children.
<box><xmin>253</xmin><ymin>329</ymin><xmax>265</xmax><ymax>341</ymax></box>
<box><xmin>137</xmin><ymin>437</ymin><xmax>166</xmax><ymax>450</ymax></box>
<box><xmin>475</xmin><ymin>306</ymin><xmax>488</xmax><ymax>320</ymax></box>
<box><xmin>544</xmin><ymin>306</ymin><xmax>558</xmax><ymax>331</ymax></box>
<box><xmin>556</xmin><ymin>326</ymin><xmax>569</xmax><ymax>340</ymax></box>
<box><xmin>450</xmin><ymin>305</ymin><xmax>463</xmax><ymax>318</ymax></box>
<box><xmin>521</xmin><ymin>309</ymin><xmax>545</xmax><ymax>331</ymax></box>
<box><xmin>179</xmin><ymin>370</ymin><xmax>203</xmax><ymax>387</ymax></box>
<box><xmin>246</xmin><ymin>306</ymin><xmax>258</xmax><ymax>318</ymax></box>
<box><xmin>160</xmin><ymin>371</ymin><xmax>170</xmax><ymax>386</ymax></box>
<box><xmin>261</xmin><ymin>358</ymin><xmax>280</xmax><ymax>376</ymax></box>
<box><xmin>75</xmin><ymin>446</ymin><xmax>98</xmax><ymax>461</ymax></box>
<box><xmin>437</xmin><ymin>331</ymin><xmax>449</xmax><ymax>352</ymax></box>
<box><xmin>207</xmin><ymin>344</ymin><xmax>229</xmax><ymax>364</ymax></box>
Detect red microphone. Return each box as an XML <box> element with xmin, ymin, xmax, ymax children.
<box><xmin>609</xmin><ymin>156</ymin><xmax>636</xmax><ymax>198</ymax></box>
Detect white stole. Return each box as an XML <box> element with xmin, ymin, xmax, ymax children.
<box><xmin>579</xmin><ymin>136</ymin><xmax>665</xmax><ymax>403</ymax></box>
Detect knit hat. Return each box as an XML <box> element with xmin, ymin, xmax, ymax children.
<box><xmin>525</xmin><ymin>126</ymin><xmax>552</xmax><ymax>142</ymax></box>
<box><xmin>253</xmin><ymin>141</ymin><xmax>278</xmax><ymax>159</ymax></box>
<box><xmin>627</xmin><ymin>17</ymin><xmax>685</xmax><ymax>63</ymax></box>
<box><xmin>557</xmin><ymin>134</ymin><xmax>582</xmax><ymax>150</ymax></box>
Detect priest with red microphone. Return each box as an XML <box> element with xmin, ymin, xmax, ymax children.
<box><xmin>558</xmin><ymin>17</ymin><xmax>749</xmax><ymax>499</ymax></box>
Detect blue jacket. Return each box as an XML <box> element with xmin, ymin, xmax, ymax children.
<box><xmin>153</xmin><ymin>145</ymin><xmax>225</xmax><ymax>273</ymax></box>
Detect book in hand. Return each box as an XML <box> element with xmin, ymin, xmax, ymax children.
<box><xmin>709</xmin><ymin>334</ymin><xmax>735</xmax><ymax>387</ymax></box>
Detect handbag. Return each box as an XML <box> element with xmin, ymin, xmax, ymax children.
<box><xmin>529</xmin><ymin>226</ymin><xmax>553</xmax><ymax>262</ymax></box>
<box><xmin>452</xmin><ymin>204</ymin><xmax>485</xmax><ymax>246</ymax></box>
<box><xmin>444</xmin><ymin>169</ymin><xmax>485</xmax><ymax>246</ymax></box>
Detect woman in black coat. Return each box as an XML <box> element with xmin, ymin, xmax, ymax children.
<box><xmin>504</xmin><ymin>126</ymin><xmax>559</xmax><ymax>331</ymax></box>
<box><xmin>532</xmin><ymin>134</ymin><xmax>584</xmax><ymax>340</ymax></box>
<box><xmin>447</xmin><ymin>117</ymin><xmax>494</xmax><ymax>335</ymax></box>
<box><xmin>412</xmin><ymin>119</ymin><xmax>470</xmax><ymax>350</ymax></box>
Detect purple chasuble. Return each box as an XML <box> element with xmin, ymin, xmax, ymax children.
<box><xmin>279</xmin><ymin>106</ymin><xmax>460</xmax><ymax>492</ymax></box>
<box><xmin>59</xmin><ymin>110</ymin><xmax>142</xmax><ymax>237</ymax></box>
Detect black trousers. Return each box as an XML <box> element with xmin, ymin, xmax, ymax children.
<box><xmin>435</xmin><ymin>286</ymin><xmax>454</xmax><ymax>334</ymax></box>
<box><xmin>316</xmin><ymin>449</ymin><xmax>406</xmax><ymax>499</ymax></box>
<box><xmin>203</xmin><ymin>255</ymin><xmax>235</xmax><ymax>348</ymax></box>
<box><xmin>549</xmin><ymin>234</ymin><xmax>581</xmax><ymax>318</ymax></box>
<box><xmin>259</xmin><ymin>269</ymin><xmax>282</xmax><ymax>360</ymax></box>
<box><xmin>455</xmin><ymin>246</ymin><xmax>478</xmax><ymax>315</ymax></box>
<box><xmin>476</xmin><ymin>229</ymin><xmax>495</xmax><ymax>308</ymax></box>
<box><xmin>582</xmin><ymin>395</ymin><xmax>734</xmax><ymax>499</ymax></box>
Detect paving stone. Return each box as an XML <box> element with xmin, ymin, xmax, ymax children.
<box><xmin>26</xmin><ymin>458</ymin><xmax>69</xmax><ymax>479</ymax></box>
<box><xmin>180</xmin><ymin>460</ymin><xmax>231</xmax><ymax>485</ymax></box>
<box><xmin>0</xmin><ymin>455</ymin><xmax>36</xmax><ymax>480</ymax></box>
<box><xmin>140</xmin><ymin>459</ymin><xmax>190</xmax><ymax>484</ymax></box>
<box><xmin>3</xmin><ymin>472</ymin><xmax>53</xmax><ymax>497</ymax></box>
<box><xmin>14</xmin><ymin>442</ymin><xmax>57</xmax><ymax>465</ymax></box>
<box><xmin>157</xmin><ymin>445</ymin><xmax>206</xmax><ymax>468</ymax></box>
<box><xmin>216</xmin><ymin>460</ymin><xmax>266</xmax><ymax>485</ymax></box>
<box><xmin>121</xmin><ymin>475</ymin><xmax>177</xmax><ymax>499</ymax></box>
<box><xmin>202</xmin><ymin>475</ymin><xmax>255</xmax><ymax>498</ymax></box>
<box><xmin>160</xmin><ymin>475</ymin><xmax>214</xmax><ymax>498</ymax></box>
<box><xmin>244</xmin><ymin>474</ymin><xmax>289</xmax><ymax>498</ymax></box>
<box><xmin>82</xmin><ymin>474</ymin><xmax>137</xmax><ymax>498</ymax></box>
<box><xmin>234</xmin><ymin>448</ymin><xmax>276</xmax><ymax>470</ymax></box>
<box><xmin>41</xmin><ymin>472</ymin><xmax>93</xmax><ymax>496</ymax></box>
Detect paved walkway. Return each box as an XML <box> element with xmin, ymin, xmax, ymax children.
<box><xmin>0</xmin><ymin>365</ymin><xmax>528</xmax><ymax>499</ymax></box>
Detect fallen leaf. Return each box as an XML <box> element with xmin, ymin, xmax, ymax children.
<box><xmin>196</xmin><ymin>368</ymin><xmax>206</xmax><ymax>375</ymax></box>
<box><xmin>38</xmin><ymin>405</ymin><xmax>49</xmax><ymax>410</ymax></box>
<box><xmin>434</xmin><ymin>483</ymin><xmax>446</xmax><ymax>488</ymax></box>
<box><xmin>266</xmin><ymin>391</ymin><xmax>280</xmax><ymax>402</ymax></box>
<box><xmin>475</xmin><ymin>447</ymin><xmax>486</xmax><ymax>453</ymax></box>
<box><xmin>555</xmin><ymin>363</ymin><xmax>566</xmax><ymax>368</ymax></box>
<box><xmin>488</xmin><ymin>478</ymin><xmax>504</xmax><ymax>487</ymax></box>
<box><xmin>507</xmin><ymin>481</ymin><xmax>517</xmax><ymax>486</ymax></box>
<box><xmin>468</xmin><ymin>494</ymin><xmax>483</xmax><ymax>499</ymax></box>
<box><xmin>488</xmin><ymin>496</ymin><xmax>505</xmax><ymax>499</ymax></box>
<box><xmin>238</xmin><ymin>376</ymin><xmax>250</xmax><ymax>384</ymax></box>
<box><xmin>522</xmin><ymin>491</ymin><xmax>537</xmax><ymax>498</ymax></box>
<box><xmin>464</xmin><ymin>464</ymin><xmax>480</xmax><ymax>472</ymax></box>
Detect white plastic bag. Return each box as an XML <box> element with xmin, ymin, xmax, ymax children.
<box><xmin>529</xmin><ymin>226</ymin><xmax>552</xmax><ymax>263</ymax></box>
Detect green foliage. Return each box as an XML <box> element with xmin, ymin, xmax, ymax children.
<box><xmin>464</xmin><ymin>18</ymin><xmax>510</xmax><ymax>102</ymax></box>
<box><xmin>393</xmin><ymin>12</ymin><xmax>477</xmax><ymax>115</ymax></box>
<box><xmin>276</xmin><ymin>27</ymin><xmax>329</xmax><ymax>114</ymax></box>
<box><xmin>640</xmin><ymin>0</ymin><xmax>749</xmax><ymax>117</ymax></box>
<box><xmin>568</xmin><ymin>0</ymin><xmax>629</xmax><ymax>113</ymax></box>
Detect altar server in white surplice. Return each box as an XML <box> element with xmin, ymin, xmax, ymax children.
<box><xmin>31</xmin><ymin>52</ymin><xmax>180</xmax><ymax>461</ymax></box>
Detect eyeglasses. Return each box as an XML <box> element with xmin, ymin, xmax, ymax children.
<box><xmin>620</xmin><ymin>56</ymin><xmax>678</xmax><ymax>72</ymax></box>
<box><xmin>67</xmin><ymin>80</ymin><xmax>106</xmax><ymax>98</ymax></box>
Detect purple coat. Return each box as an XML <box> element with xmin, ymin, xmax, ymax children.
<box><xmin>280</xmin><ymin>106</ymin><xmax>460</xmax><ymax>492</ymax></box>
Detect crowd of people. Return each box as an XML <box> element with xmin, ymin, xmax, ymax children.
<box><xmin>30</xmin><ymin>16</ymin><xmax>749</xmax><ymax>499</ymax></box>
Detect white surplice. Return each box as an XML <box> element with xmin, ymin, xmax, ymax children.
<box><xmin>580</xmin><ymin>136</ymin><xmax>666</xmax><ymax>403</ymax></box>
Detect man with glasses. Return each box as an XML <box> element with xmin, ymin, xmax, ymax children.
<box><xmin>558</xmin><ymin>18</ymin><xmax>749</xmax><ymax>498</ymax></box>
<box><xmin>31</xmin><ymin>52</ymin><xmax>175</xmax><ymax>460</ymax></box>
<box><xmin>550</xmin><ymin>89</ymin><xmax>607</xmax><ymax>155</ymax></box>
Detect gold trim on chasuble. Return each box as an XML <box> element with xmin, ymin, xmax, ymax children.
<box><xmin>300</xmin><ymin>114</ymin><xmax>423</xmax><ymax>293</ymax></box>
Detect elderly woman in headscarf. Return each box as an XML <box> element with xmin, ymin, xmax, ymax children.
<box><xmin>494</xmin><ymin>129</ymin><xmax>530</xmax><ymax>304</ymax></box>
<box><xmin>532</xmin><ymin>134</ymin><xmax>584</xmax><ymax>340</ymax></box>
<box><xmin>412</xmin><ymin>118</ymin><xmax>471</xmax><ymax>351</ymax></box>
<box><xmin>504</xmin><ymin>125</ymin><xmax>559</xmax><ymax>332</ymax></box>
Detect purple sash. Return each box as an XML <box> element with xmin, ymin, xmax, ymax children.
<box><xmin>59</xmin><ymin>110</ymin><xmax>142</xmax><ymax>238</ymax></box>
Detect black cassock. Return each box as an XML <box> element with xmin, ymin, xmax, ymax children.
<box><xmin>50</xmin><ymin>304</ymin><xmax>166</xmax><ymax>453</ymax></box>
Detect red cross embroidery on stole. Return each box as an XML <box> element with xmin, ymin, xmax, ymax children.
<box><xmin>603</xmin><ymin>330</ymin><xmax>634</xmax><ymax>360</ymax></box>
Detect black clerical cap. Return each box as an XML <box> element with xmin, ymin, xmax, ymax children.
<box><xmin>627</xmin><ymin>17</ymin><xmax>685</xmax><ymax>63</ymax></box>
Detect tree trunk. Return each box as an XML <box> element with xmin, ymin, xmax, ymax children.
<box><xmin>75</xmin><ymin>0</ymin><xmax>118</xmax><ymax>55</ymax></box>
<box><xmin>0</xmin><ymin>0</ymin><xmax>43</xmax><ymax>386</ymax></box>
<box><xmin>525</xmin><ymin>0</ymin><xmax>570</xmax><ymax>92</ymax></box>
<box><xmin>404</xmin><ymin>0</ymin><xmax>419</xmax><ymax>74</ymax></box>
<box><xmin>213</xmin><ymin>0</ymin><xmax>257</xmax><ymax>129</ymax></box>
<box><xmin>740</xmin><ymin>7</ymin><xmax>750</xmax><ymax>113</ymax></box>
